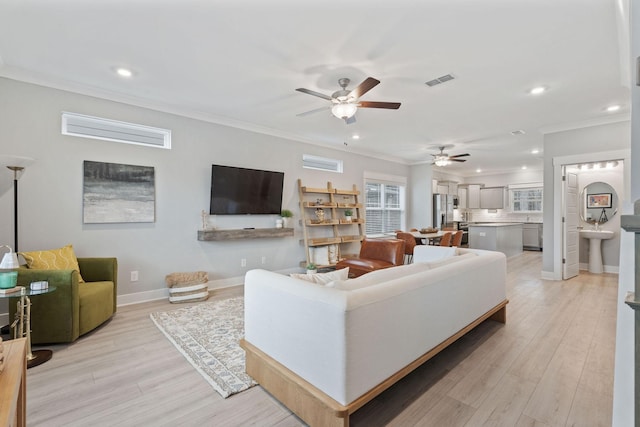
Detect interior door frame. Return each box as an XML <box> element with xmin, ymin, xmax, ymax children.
<box><xmin>551</xmin><ymin>149</ymin><xmax>630</xmax><ymax>280</ymax></box>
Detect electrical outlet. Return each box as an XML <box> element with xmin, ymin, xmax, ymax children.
<box><xmin>130</xmin><ymin>271</ymin><xmax>139</xmax><ymax>282</ymax></box>
<box><xmin>261</xmin><ymin>256</ymin><xmax>266</xmax><ymax>265</ymax></box>
<box><xmin>241</xmin><ymin>258</ymin><xmax>247</xmax><ymax>267</ymax></box>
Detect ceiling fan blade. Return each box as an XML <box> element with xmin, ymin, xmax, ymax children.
<box><xmin>449</xmin><ymin>153</ymin><xmax>470</xmax><ymax>158</ymax></box>
<box><xmin>345</xmin><ymin>115</ymin><xmax>356</xmax><ymax>125</ymax></box>
<box><xmin>295</xmin><ymin>88</ymin><xmax>333</xmax><ymax>101</ymax></box>
<box><xmin>450</xmin><ymin>158</ymin><xmax>467</xmax><ymax>162</ymax></box>
<box><xmin>349</xmin><ymin>77</ymin><xmax>380</xmax><ymax>99</ymax></box>
<box><xmin>296</xmin><ymin>106</ymin><xmax>329</xmax><ymax>117</ymax></box>
<box><xmin>359</xmin><ymin>101</ymin><xmax>401</xmax><ymax>109</ymax></box>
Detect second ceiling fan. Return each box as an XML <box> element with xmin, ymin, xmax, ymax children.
<box><xmin>296</xmin><ymin>77</ymin><xmax>401</xmax><ymax>124</ymax></box>
<box><xmin>431</xmin><ymin>146</ymin><xmax>470</xmax><ymax>167</ymax></box>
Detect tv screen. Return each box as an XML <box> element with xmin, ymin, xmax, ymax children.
<box><xmin>210</xmin><ymin>164</ymin><xmax>284</xmax><ymax>215</ymax></box>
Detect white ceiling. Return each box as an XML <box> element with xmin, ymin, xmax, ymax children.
<box><xmin>0</xmin><ymin>0</ymin><xmax>630</xmax><ymax>176</ymax></box>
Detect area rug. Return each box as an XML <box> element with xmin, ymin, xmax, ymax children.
<box><xmin>150</xmin><ymin>296</ymin><xmax>256</xmax><ymax>398</ymax></box>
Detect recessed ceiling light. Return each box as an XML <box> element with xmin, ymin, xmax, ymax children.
<box><xmin>476</xmin><ymin>169</ymin><xmax>482</xmax><ymax>173</ymax></box>
<box><xmin>529</xmin><ymin>86</ymin><xmax>546</xmax><ymax>95</ymax></box>
<box><xmin>606</xmin><ymin>105</ymin><xmax>621</xmax><ymax>112</ymax></box>
<box><xmin>521</xmin><ymin>165</ymin><xmax>527</xmax><ymax>170</ymax></box>
<box><xmin>115</xmin><ymin>67</ymin><xmax>133</xmax><ymax>78</ymax></box>
<box><xmin>352</xmin><ymin>134</ymin><xmax>360</xmax><ymax>140</ymax></box>
<box><xmin>531</xmin><ymin>149</ymin><xmax>539</xmax><ymax>154</ymax></box>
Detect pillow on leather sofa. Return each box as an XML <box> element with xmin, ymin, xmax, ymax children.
<box><xmin>291</xmin><ymin>267</ymin><xmax>350</xmax><ymax>285</ymax></box>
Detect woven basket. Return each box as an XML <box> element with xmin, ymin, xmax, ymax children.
<box><xmin>165</xmin><ymin>271</ymin><xmax>209</xmax><ymax>303</ymax></box>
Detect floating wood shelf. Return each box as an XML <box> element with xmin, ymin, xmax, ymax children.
<box><xmin>197</xmin><ymin>228</ymin><xmax>293</xmax><ymax>241</ymax></box>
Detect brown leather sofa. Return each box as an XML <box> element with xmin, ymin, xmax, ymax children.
<box><xmin>336</xmin><ymin>238</ymin><xmax>405</xmax><ymax>278</ymax></box>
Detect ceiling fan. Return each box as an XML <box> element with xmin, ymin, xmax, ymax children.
<box><xmin>431</xmin><ymin>146</ymin><xmax>470</xmax><ymax>167</ymax></box>
<box><xmin>296</xmin><ymin>77</ymin><xmax>401</xmax><ymax>124</ymax></box>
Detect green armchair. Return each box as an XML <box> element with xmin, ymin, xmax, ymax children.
<box><xmin>9</xmin><ymin>257</ymin><xmax>118</xmax><ymax>344</ymax></box>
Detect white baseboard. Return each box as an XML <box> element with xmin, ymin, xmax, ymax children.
<box><xmin>541</xmin><ymin>270</ymin><xmax>558</xmax><ymax>280</ymax></box>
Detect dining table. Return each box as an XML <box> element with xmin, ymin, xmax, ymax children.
<box><xmin>408</xmin><ymin>230</ymin><xmax>447</xmax><ymax>245</ymax></box>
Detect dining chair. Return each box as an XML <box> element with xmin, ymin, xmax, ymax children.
<box><xmin>451</xmin><ymin>230</ymin><xmax>463</xmax><ymax>247</ymax></box>
<box><xmin>396</xmin><ymin>232</ymin><xmax>417</xmax><ymax>264</ymax></box>
<box><xmin>439</xmin><ymin>232</ymin><xmax>452</xmax><ymax>247</ymax></box>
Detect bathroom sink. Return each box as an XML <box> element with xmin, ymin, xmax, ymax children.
<box><xmin>579</xmin><ymin>230</ymin><xmax>614</xmax><ymax>240</ymax></box>
<box><xmin>580</xmin><ymin>230</ymin><xmax>615</xmax><ymax>273</ymax></box>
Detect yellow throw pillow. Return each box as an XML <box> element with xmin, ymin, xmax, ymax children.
<box><xmin>20</xmin><ymin>244</ymin><xmax>85</xmax><ymax>283</ymax></box>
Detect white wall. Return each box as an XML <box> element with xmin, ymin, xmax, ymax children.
<box><xmin>612</xmin><ymin>0</ymin><xmax>638</xmax><ymax>423</ymax></box>
<box><xmin>0</xmin><ymin>77</ymin><xmax>409</xmax><ymax>305</ymax></box>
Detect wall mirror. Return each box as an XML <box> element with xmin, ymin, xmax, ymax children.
<box><xmin>580</xmin><ymin>181</ymin><xmax>618</xmax><ymax>224</ymax></box>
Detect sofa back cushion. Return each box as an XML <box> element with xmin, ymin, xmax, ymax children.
<box><xmin>327</xmin><ymin>262</ymin><xmax>432</xmax><ymax>291</ymax></box>
<box><xmin>291</xmin><ymin>268</ymin><xmax>350</xmax><ymax>285</ymax></box>
<box><xmin>359</xmin><ymin>238</ymin><xmax>405</xmax><ymax>266</ymax></box>
<box><xmin>413</xmin><ymin>245</ymin><xmax>456</xmax><ymax>263</ymax></box>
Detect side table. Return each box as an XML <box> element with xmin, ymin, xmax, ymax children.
<box><xmin>1</xmin><ymin>285</ymin><xmax>57</xmax><ymax>368</ymax></box>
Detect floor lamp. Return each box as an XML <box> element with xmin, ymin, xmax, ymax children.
<box><xmin>7</xmin><ymin>166</ymin><xmax>24</xmax><ymax>252</ymax></box>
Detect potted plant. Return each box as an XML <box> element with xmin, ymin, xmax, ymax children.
<box><xmin>344</xmin><ymin>209</ymin><xmax>353</xmax><ymax>222</ymax></box>
<box><xmin>281</xmin><ymin>209</ymin><xmax>293</xmax><ymax>228</ymax></box>
<box><xmin>306</xmin><ymin>263</ymin><xmax>317</xmax><ymax>274</ymax></box>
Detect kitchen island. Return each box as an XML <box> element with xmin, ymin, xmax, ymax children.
<box><xmin>468</xmin><ymin>223</ymin><xmax>523</xmax><ymax>258</ymax></box>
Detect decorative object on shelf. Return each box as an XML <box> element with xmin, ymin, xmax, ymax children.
<box><xmin>344</xmin><ymin>209</ymin><xmax>353</xmax><ymax>222</ymax></box>
<box><xmin>315</xmin><ymin>207</ymin><xmax>325</xmax><ymax>223</ymax></box>
<box><xmin>0</xmin><ymin>245</ymin><xmax>20</xmax><ymax>289</ymax></box>
<box><xmin>275</xmin><ymin>218</ymin><xmax>283</xmax><ymax>228</ymax></box>
<box><xmin>328</xmin><ymin>244</ymin><xmax>338</xmax><ymax>264</ymax></box>
<box><xmin>83</xmin><ymin>160</ymin><xmax>155</xmax><ymax>223</ymax></box>
<box><xmin>281</xmin><ymin>209</ymin><xmax>293</xmax><ymax>228</ymax></box>
<box><xmin>306</xmin><ymin>263</ymin><xmax>317</xmax><ymax>274</ymax></box>
<box><xmin>200</xmin><ymin>209</ymin><xmax>215</xmax><ymax>230</ymax></box>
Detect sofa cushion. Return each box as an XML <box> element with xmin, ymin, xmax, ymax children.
<box><xmin>424</xmin><ymin>252</ymin><xmax>477</xmax><ymax>268</ymax></box>
<box><xmin>291</xmin><ymin>268</ymin><xmax>350</xmax><ymax>285</ymax></box>
<box><xmin>20</xmin><ymin>244</ymin><xmax>85</xmax><ymax>283</ymax></box>
<box><xmin>413</xmin><ymin>245</ymin><xmax>456</xmax><ymax>263</ymax></box>
<box><xmin>327</xmin><ymin>262</ymin><xmax>433</xmax><ymax>291</ymax></box>
<box><xmin>78</xmin><ymin>280</ymin><xmax>114</xmax><ymax>335</ymax></box>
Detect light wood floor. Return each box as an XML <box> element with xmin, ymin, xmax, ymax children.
<box><xmin>21</xmin><ymin>251</ymin><xmax>617</xmax><ymax>426</ymax></box>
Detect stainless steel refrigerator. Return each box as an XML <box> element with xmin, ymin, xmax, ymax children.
<box><xmin>433</xmin><ymin>194</ymin><xmax>456</xmax><ymax>229</ymax></box>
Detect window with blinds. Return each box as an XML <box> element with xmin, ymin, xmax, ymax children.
<box><xmin>365</xmin><ymin>182</ymin><xmax>405</xmax><ymax>235</ymax></box>
<box><xmin>510</xmin><ymin>186</ymin><xmax>543</xmax><ymax>212</ymax></box>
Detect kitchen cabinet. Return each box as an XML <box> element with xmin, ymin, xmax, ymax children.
<box><xmin>523</xmin><ymin>223</ymin><xmax>543</xmax><ymax>251</ymax></box>
<box><xmin>468</xmin><ymin>223</ymin><xmax>523</xmax><ymax>258</ymax></box>
<box><xmin>458</xmin><ymin>187</ymin><xmax>467</xmax><ymax>209</ymax></box>
<box><xmin>435</xmin><ymin>180</ymin><xmax>458</xmax><ymax>195</ymax></box>
<box><xmin>467</xmin><ymin>184</ymin><xmax>481</xmax><ymax>209</ymax></box>
<box><xmin>480</xmin><ymin>187</ymin><xmax>505</xmax><ymax>209</ymax></box>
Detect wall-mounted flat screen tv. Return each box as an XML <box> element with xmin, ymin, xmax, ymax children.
<box><xmin>210</xmin><ymin>164</ymin><xmax>284</xmax><ymax>215</ymax></box>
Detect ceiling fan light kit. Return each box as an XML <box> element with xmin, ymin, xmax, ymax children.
<box><xmin>331</xmin><ymin>102</ymin><xmax>357</xmax><ymax>120</ymax></box>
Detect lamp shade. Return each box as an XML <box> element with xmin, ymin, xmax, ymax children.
<box><xmin>0</xmin><ymin>245</ymin><xmax>19</xmax><ymax>269</ymax></box>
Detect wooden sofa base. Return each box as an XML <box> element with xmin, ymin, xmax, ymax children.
<box><xmin>240</xmin><ymin>299</ymin><xmax>508</xmax><ymax>427</ymax></box>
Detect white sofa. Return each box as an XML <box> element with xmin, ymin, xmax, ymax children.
<box><xmin>241</xmin><ymin>247</ymin><xmax>507</xmax><ymax>427</ymax></box>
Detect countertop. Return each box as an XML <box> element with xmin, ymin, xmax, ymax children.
<box><xmin>465</xmin><ymin>221</ymin><xmax>543</xmax><ymax>225</ymax></box>
<box><xmin>468</xmin><ymin>222</ymin><xmax>524</xmax><ymax>227</ymax></box>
